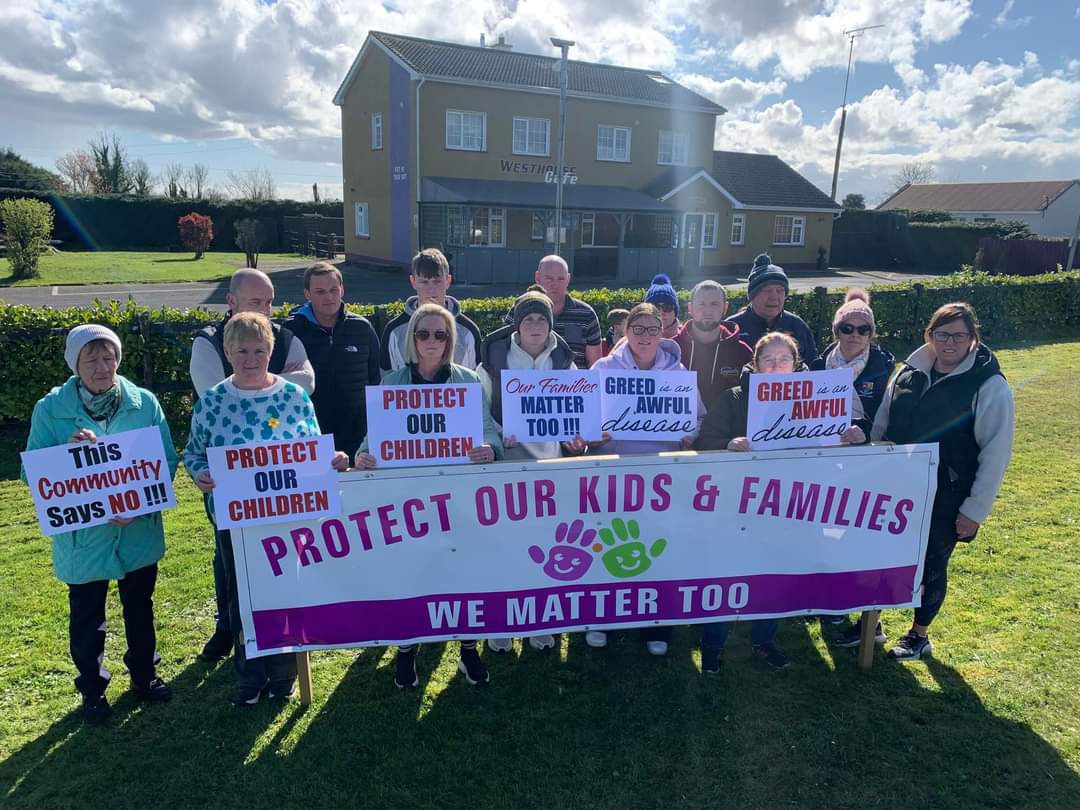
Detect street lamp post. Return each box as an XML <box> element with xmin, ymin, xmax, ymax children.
<box><xmin>551</xmin><ymin>37</ymin><xmax>574</xmax><ymax>257</ymax></box>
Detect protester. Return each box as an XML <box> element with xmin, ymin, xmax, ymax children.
<box><xmin>728</xmin><ymin>254</ymin><xmax>817</xmax><ymax>363</ymax></box>
<box><xmin>286</xmin><ymin>262</ymin><xmax>380</xmax><ymax>460</ymax></box>
<box><xmin>190</xmin><ymin>267</ymin><xmax>315</xmax><ymax>664</ymax></box>
<box><xmin>477</xmin><ymin>290</ymin><xmax>587</xmax><ymax>654</ymax></box>
<box><xmin>694</xmin><ymin>332</ymin><xmax>866</xmax><ymax>672</ymax></box>
<box><xmin>644</xmin><ymin>273</ymin><xmax>682</xmax><ymax>339</ymax></box>
<box><xmin>507</xmin><ymin>255</ymin><xmax>602</xmax><ymax>367</ymax></box>
<box><xmin>381</xmin><ymin>248</ymin><xmax>482</xmax><ymax>372</ymax></box>
<box><xmin>674</xmin><ymin>280</ymin><xmax>752</xmax><ymax>411</ymax></box>
<box><xmin>185</xmin><ymin>313</ymin><xmax>349</xmax><ymax>705</ymax></box>
<box><xmin>839</xmin><ymin>303</ymin><xmax>1015</xmax><ymax>659</ymax></box>
<box><xmin>810</xmin><ymin>289</ymin><xmax>894</xmax><ymax>424</ymax></box>
<box><xmin>602</xmin><ymin>308</ymin><xmax>629</xmax><ymax>356</ymax></box>
<box><xmin>23</xmin><ymin>325</ymin><xmax>179</xmax><ymax>724</ymax></box>
<box><xmin>355</xmin><ymin>303</ymin><xmax>503</xmax><ymax>687</ymax></box>
<box><xmin>588</xmin><ymin>303</ymin><xmax>703</xmax><ymax>656</ymax></box>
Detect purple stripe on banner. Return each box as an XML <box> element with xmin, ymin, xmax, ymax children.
<box><xmin>252</xmin><ymin>566</ymin><xmax>918</xmax><ymax>649</ymax></box>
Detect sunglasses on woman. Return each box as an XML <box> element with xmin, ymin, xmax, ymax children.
<box><xmin>838</xmin><ymin>323</ymin><xmax>872</xmax><ymax>336</ymax></box>
<box><xmin>414</xmin><ymin>329</ymin><xmax>449</xmax><ymax>343</ymax></box>
<box><xmin>629</xmin><ymin>324</ymin><xmax>662</xmax><ymax>336</ymax></box>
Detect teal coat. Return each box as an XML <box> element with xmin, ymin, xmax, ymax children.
<box><xmin>23</xmin><ymin>375</ymin><xmax>179</xmax><ymax>585</ymax></box>
<box><xmin>361</xmin><ymin>364</ymin><xmax>504</xmax><ymax>459</ymax></box>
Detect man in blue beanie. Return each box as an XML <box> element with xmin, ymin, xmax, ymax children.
<box><xmin>727</xmin><ymin>254</ymin><xmax>817</xmax><ymax>362</ymax></box>
<box><xmin>644</xmin><ymin>273</ymin><xmax>682</xmax><ymax>339</ymax></box>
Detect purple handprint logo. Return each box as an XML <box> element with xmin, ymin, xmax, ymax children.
<box><xmin>529</xmin><ymin>519</ymin><xmax>597</xmax><ymax>581</ymax></box>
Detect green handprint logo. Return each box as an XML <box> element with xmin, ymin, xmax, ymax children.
<box><xmin>596</xmin><ymin>518</ymin><xmax>667</xmax><ymax>579</ymax></box>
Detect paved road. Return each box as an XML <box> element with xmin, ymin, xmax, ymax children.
<box><xmin>1</xmin><ymin>263</ymin><xmax>941</xmax><ymax>312</ymax></box>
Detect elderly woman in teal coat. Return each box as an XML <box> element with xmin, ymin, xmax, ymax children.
<box><xmin>23</xmin><ymin>325</ymin><xmax>179</xmax><ymax>724</ymax></box>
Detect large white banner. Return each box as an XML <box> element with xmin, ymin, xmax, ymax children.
<box><xmin>232</xmin><ymin>444</ymin><xmax>938</xmax><ymax>658</ymax></box>
<box><xmin>21</xmin><ymin>426</ymin><xmax>176</xmax><ymax>536</ymax></box>
<box><xmin>747</xmin><ymin>369</ymin><xmax>854</xmax><ymax>450</ymax></box>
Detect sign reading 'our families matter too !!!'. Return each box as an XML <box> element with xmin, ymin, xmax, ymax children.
<box><xmin>231</xmin><ymin>444</ymin><xmax>938</xmax><ymax>658</ymax></box>
<box><xmin>599</xmin><ymin>369</ymin><xmax>698</xmax><ymax>440</ymax></box>
<box><xmin>365</xmin><ymin>384</ymin><xmax>483</xmax><ymax>467</ymax></box>
<box><xmin>21</xmin><ymin>426</ymin><xmax>176</xmax><ymax>536</ymax></box>
<box><xmin>207</xmin><ymin>434</ymin><xmax>340</xmax><ymax>529</ymax></box>
<box><xmin>746</xmin><ymin>369</ymin><xmax>855</xmax><ymax>451</ymax></box>
<box><xmin>500</xmin><ymin>370</ymin><xmax>602</xmax><ymax>442</ymax></box>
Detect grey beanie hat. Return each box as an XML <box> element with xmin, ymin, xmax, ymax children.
<box><xmin>65</xmin><ymin>324</ymin><xmax>123</xmax><ymax>373</ymax></box>
<box><xmin>513</xmin><ymin>290</ymin><xmax>554</xmax><ymax>331</ymax></box>
<box><xmin>747</xmin><ymin>253</ymin><xmax>789</xmax><ymax>300</ymax></box>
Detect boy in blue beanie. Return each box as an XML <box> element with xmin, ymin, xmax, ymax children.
<box><xmin>727</xmin><ymin>254</ymin><xmax>817</xmax><ymax>362</ymax></box>
<box><xmin>644</xmin><ymin>273</ymin><xmax>682</xmax><ymax>339</ymax></box>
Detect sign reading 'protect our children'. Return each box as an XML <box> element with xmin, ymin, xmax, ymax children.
<box><xmin>364</xmin><ymin>384</ymin><xmax>484</xmax><ymax>468</ymax></box>
<box><xmin>746</xmin><ymin>369</ymin><xmax>854</xmax><ymax>451</ymax></box>
<box><xmin>207</xmin><ymin>434</ymin><xmax>341</xmax><ymax>529</ymax></box>
<box><xmin>21</xmin><ymin>426</ymin><xmax>176</xmax><ymax>537</ymax></box>
<box><xmin>500</xmin><ymin>370</ymin><xmax>602</xmax><ymax>442</ymax></box>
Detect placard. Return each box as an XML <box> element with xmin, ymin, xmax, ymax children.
<box><xmin>207</xmin><ymin>434</ymin><xmax>340</xmax><ymax>529</ymax></box>
<box><xmin>500</xmin><ymin>369</ymin><xmax>601</xmax><ymax>442</ymax></box>
<box><xmin>21</xmin><ymin>426</ymin><xmax>176</xmax><ymax>536</ymax></box>
<box><xmin>599</xmin><ymin>369</ymin><xmax>698</xmax><ymax>441</ymax></box>
<box><xmin>364</xmin><ymin>384</ymin><xmax>484</xmax><ymax>467</ymax></box>
<box><xmin>746</xmin><ymin>369</ymin><xmax>854</xmax><ymax>450</ymax></box>
<box><xmin>231</xmin><ymin>443</ymin><xmax>937</xmax><ymax>658</ymax></box>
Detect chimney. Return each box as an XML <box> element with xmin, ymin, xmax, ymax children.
<box><xmin>480</xmin><ymin>33</ymin><xmax>485</xmax><ymax>47</ymax></box>
<box><xmin>490</xmin><ymin>34</ymin><xmax>513</xmax><ymax>51</ymax></box>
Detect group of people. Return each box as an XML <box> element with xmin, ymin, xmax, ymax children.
<box><xmin>23</xmin><ymin>248</ymin><xmax>1015</xmax><ymax>722</ymax></box>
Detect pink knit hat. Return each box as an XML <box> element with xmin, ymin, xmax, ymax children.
<box><xmin>832</xmin><ymin>288</ymin><xmax>875</xmax><ymax>331</ymax></box>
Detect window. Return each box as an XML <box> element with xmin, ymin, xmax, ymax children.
<box><xmin>469</xmin><ymin>207</ymin><xmax>505</xmax><ymax>247</ymax></box>
<box><xmin>973</xmin><ymin>216</ymin><xmax>996</xmax><ymax>224</ymax></box>
<box><xmin>581</xmin><ymin>213</ymin><xmax>595</xmax><ymax>247</ymax></box>
<box><xmin>657</xmin><ymin>130</ymin><xmax>689</xmax><ymax>165</ymax></box>
<box><xmin>531</xmin><ymin>211</ymin><xmax>546</xmax><ymax>241</ymax></box>
<box><xmin>446</xmin><ymin>110</ymin><xmax>486</xmax><ymax>151</ymax></box>
<box><xmin>703</xmin><ymin>213</ymin><xmax>717</xmax><ymax>248</ymax></box>
<box><xmin>597</xmin><ymin>125</ymin><xmax>631</xmax><ymax>162</ymax></box>
<box><xmin>773</xmin><ymin>215</ymin><xmax>805</xmax><ymax>246</ymax></box>
<box><xmin>371</xmin><ymin>114</ymin><xmax>383</xmax><ymax>150</ymax></box>
<box><xmin>354</xmin><ymin>203</ymin><xmax>369</xmax><ymax>238</ymax></box>
<box><xmin>730</xmin><ymin>214</ymin><xmax>745</xmax><ymax>245</ymax></box>
<box><xmin>513</xmin><ymin>117</ymin><xmax>550</xmax><ymax>156</ymax></box>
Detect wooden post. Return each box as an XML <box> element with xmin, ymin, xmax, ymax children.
<box><xmin>296</xmin><ymin>651</ymin><xmax>313</xmax><ymax>706</ymax></box>
<box><xmin>857</xmin><ymin>610</ymin><xmax>881</xmax><ymax>671</ymax></box>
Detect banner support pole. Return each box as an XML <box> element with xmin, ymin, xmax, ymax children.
<box><xmin>297</xmin><ymin>652</ymin><xmax>313</xmax><ymax>706</ymax></box>
<box><xmin>857</xmin><ymin>610</ymin><xmax>881</xmax><ymax>670</ymax></box>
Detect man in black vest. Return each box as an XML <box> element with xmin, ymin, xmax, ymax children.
<box><xmin>188</xmin><ymin>268</ymin><xmax>314</xmax><ymax>662</ymax></box>
<box><xmin>286</xmin><ymin>262</ymin><xmax>380</xmax><ymax>461</ymax></box>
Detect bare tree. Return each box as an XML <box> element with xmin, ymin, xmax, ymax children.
<box><xmin>890</xmin><ymin>161</ymin><xmax>936</xmax><ymax>192</ymax></box>
<box><xmin>55</xmin><ymin>150</ymin><xmax>97</xmax><ymax>194</ymax></box>
<box><xmin>130</xmin><ymin>159</ymin><xmax>155</xmax><ymax>197</ymax></box>
<box><xmin>188</xmin><ymin>163</ymin><xmax>209</xmax><ymax>199</ymax></box>
<box><xmin>225</xmin><ymin>168</ymin><xmax>276</xmax><ymax>202</ymax></box>
<box><xmin>162</xmin><ymin>162</ymin><xmax>188</xmax><ymax>198</ymax></box>
<box><xmin>88</xmin><ymin>131</ymin><xmax>133</xmax><ymax>194</ymax></box>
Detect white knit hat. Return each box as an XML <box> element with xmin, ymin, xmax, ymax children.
<box><xmin>65</xmin><ymin>324</ymin><xmax>123</xmax><ymax>373</ymax></box>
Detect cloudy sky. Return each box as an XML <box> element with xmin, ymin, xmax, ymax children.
<box><xmin>1</xmin><ymin>0</ymin><xmax>1078</xmax><ymax>202</ymax></box>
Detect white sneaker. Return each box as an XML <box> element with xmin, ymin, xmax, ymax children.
<box><xmin>646</xmin><ymin>640</ymin><xmax>669</xmax><ymax>657</ymax></box>
<box><xmin>585</xmin><ymin>631</ymin><xmax>608</xmax><ymax>648</ymax></box>
<box><xmin>487</xmin><ymin>637</ymin><xmax>514</xmax><ymax>653</ymax></box>
<box><xmin>529</xmin><ymin>634</ymin><xmax>556</xmax><ymax>651</ymax></box>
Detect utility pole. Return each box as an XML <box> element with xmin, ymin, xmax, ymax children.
<box><xmin>551</xmin><ymin>37</ymin><xmax>574</xmax><ymax>257</ymax></box>
<box><xmin>830</xmin><ymin>24</ymin><xmax>883</xmax><ymax>201</ymax></box>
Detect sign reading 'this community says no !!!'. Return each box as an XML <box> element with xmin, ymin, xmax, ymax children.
<box><xmin>365</xmin><ymin>384</ymin><xmax>484</xmax><ymax>468</ymax></box>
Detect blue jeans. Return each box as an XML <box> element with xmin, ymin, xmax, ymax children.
<box><xmin>701</xmin><ymin>619</ymin><xmax>778</xmax><ymax>650</ymax></box>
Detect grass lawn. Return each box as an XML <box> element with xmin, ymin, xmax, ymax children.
<box><xmin>0</xmin><ymin>251</ymin><xmax>307</xmax><ymax>287</ymax></box>
<box><xmin>1</xmin><ymin>340</ymin><xmax>1078</xmax><ymax>808</ymax></box>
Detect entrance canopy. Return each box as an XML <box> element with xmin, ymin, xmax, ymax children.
<box><xmin>421</xmin><ymin>176</ymin><xmax>677</xmax><ymax>213</ymax></box>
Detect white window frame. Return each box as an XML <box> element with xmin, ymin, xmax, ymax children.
<box><xmin>657</xmin><ymin>130</ymin><xmax>689</xmax><ymax>166</ymax></box>
<box><xmin>702</xmin><ymin>212</ymin><xmax>718</xmax><ymax>248</ymax></box>
<box><xmin>581</xmin><ymin>212</ymin><xmax>596</xmax><ymax>247</ymax></box>
<box><xmin>446</xmin><ymin>109</ymin><xmax>487</xmax><ymax>152</ymax></box>
<box><xmin>371</xmin><ymin>113</ymin><xmax>383</xmax><ymax>150</ymax></box>
<box><xmin>513</xmin><ymin>117</ymin><xmax>551</xmax><ymax>157</ymax></box>
<box><xmin>596</xmin><ymin>125</ymin><xmax>631</xmax><ymax>162</ymax></box>
<box><xmin>354</xmin><ymin>202</ymin><xmax>369</xmax><ymax>238</ymax></box>
<box><xmin>773</xmin><ymin>215</ymin><xmax>805</xmax><ymax>246</ymax></box>
<box><xmin>469</xmin><ymin>207</ymin><xmax>505</xmax><ymax>247</ymax></box>
<box><xmin>531</xmin><ymin>211</ymin><xmax>546</xmax><ymax>241</ymax></box>
<box><xmin>730</xmin><ymin>213</ymin><xmax>746</xmax><ymax>245</ymax></box>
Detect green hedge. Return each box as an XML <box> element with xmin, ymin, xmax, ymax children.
<box><xmin>0</xmin><ymin>188</ymin><xmax>342</xmax><ymax>252</ymax></box>
<box><xmin>2</xmin><ymin>270</ymin><xmax>1078</xmax><ymax>446</ymax></box>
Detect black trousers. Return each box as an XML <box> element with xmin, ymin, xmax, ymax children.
<box><xmin>914</xmin><ymin>520</ymin><xmax>959</xmax><ymax>628</ymax></box>
<box><xmin>216</xmin><ymin>528</ymin><xmax>296</xmax><ymax>688</ymax></box>
<box><xmin>68</xmin><ymin>563</ymin><xmax>158</xmax><ymax>698</ymax></box>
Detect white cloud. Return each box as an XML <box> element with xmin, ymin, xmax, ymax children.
<box><xmin>674</xmin><ymin>74</ymin><xmax>787</xmax><ymax>112</ymax></box>
<box><xmin>992</xmin><ymin>0</ymin><xmax>1032</xmax><ymax>30</ymax></box>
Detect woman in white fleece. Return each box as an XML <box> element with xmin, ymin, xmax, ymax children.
<box><xmin>870</xmin><ymin>302</ymin><xmax>1015</xmax><ymax>661</ymax></box>
<box><xmin>477</xmin><ymin>290</ymin><xmax>587</xmax><ymax>654</ymax></box>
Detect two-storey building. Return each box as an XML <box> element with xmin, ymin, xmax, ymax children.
<box><xmin>334</xmin><ymin>32</ymin><xmax>838</xmax><ymax>283</ymax></box>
